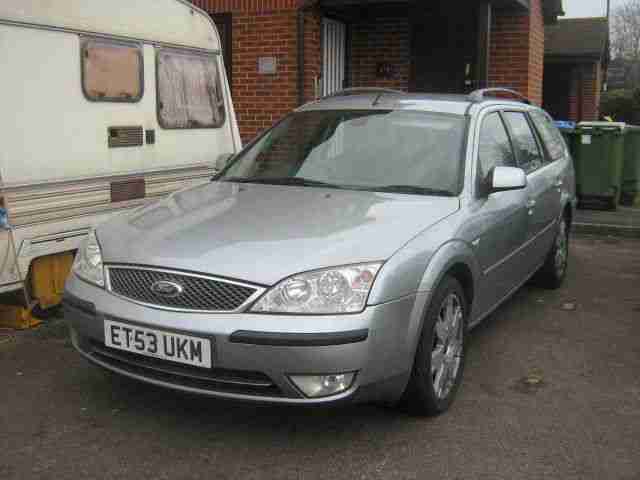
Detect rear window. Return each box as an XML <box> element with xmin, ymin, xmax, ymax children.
<box><xmin>81</xmin><ymin>39</ymin><xmax>143</xmax><ymax>102</ymax></box>
<box><xmin>530</xmin><ymin>110</ymin><xmax>567</xmax><ymax>162</ymax></box>
<box><xmin>156</xmin><ymin>49</ymin><xmax>226</xmax><ymax>129</ymax></box>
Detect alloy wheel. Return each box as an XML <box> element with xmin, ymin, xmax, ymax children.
<box><xmin>555</xmin><ymin>218</ymin><xmax>568</xmax><ymax>278</ymax></box>
<box><xmin>430</xmin><ymin>293</ymin><xmax>464</xmax><ymax>400</ymax></box>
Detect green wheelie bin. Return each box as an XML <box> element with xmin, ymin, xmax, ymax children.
<box><xmin>621</xmin><ymin>125</ymin><xmax>640</xmax><ymax>206</ymax></box>
<box><xmin>574</xmin><ymin>122</ymin><xmax>627</xmax><ymax>210</ymax></box>
<box><xmin>556</xmin><ymin>124</ymin><xmax>579</xmax><ymax>160</ymax></box>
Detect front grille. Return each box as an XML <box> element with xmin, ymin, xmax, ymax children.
<box><xmin>107</xmin><ymin>266</ymin><xmax>260</xmax><ymax>312</ymax></box>
<box><xmin>89</xmin><ymin>340</ymin><xmax>283</xmax><ymax>397</ymax></box>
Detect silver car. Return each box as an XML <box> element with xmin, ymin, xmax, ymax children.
<box><xmin>65</xmin><ymin>89</ymin><xmax>576</xmax><ymax>415</ymax></box>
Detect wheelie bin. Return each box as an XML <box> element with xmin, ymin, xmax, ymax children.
<box><xmin>574</xmin><ymin>122</ymin><xmax>627</xmax><ymax>210</ymax></box>
<box><xmin>555</xmin><ymin>121</ymin><xmax>578</xmax><ymax>160</ymax></box>
<box><xmin>621</xmin><ymin>125</ymin><xmax>640</xmax><ymax>206</ymax></box>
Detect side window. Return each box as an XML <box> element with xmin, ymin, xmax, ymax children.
<box><xmin>157</xmin><ymin>49</ymin><xmax>226</xmax><ymax>129</ymax></box>
<box><xmin>503</xmin><ymin>112</ymin><xmax>544</xmax><ymax>174</ymax></box>
<box><xmin>530</xmin><ymin>110</ymin><xmax>566</xmax><ymax>162</ymax></box>
<box><xmin>477</xmin><ymin>112</ymin><xmax>516</xmax><ymax>183</ymax></box>
<box><xmin>82</xmin><ymin>39</ymin><xmax>143</xmax><ymax>102</ymax></box>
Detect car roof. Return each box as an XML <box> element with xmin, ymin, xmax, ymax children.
<box><xmin>297</xmin><ymin>92</ymin><xmax>534</xmax><ymax>116</ymax></box>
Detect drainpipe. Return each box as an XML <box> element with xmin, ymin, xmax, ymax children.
<box><xmin>476</xmin><ymin>1</ymin><xmax>492</xmax><ymax>89</ymax></box>
<box><xmin>297</xmin><ymin>9</ymin><xmax>305</xmax><ymax>106</ymax></box>
<box><xmin>297</xmin><ymin>1</ymin><xmax>321</xmax><ymax>106</ymax></box>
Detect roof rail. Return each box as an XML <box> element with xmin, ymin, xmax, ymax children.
<box><xmin>323</xmin><ymin>88</ymin><xmax>406</xmax><ymax>99</ymax></box>
<box><xmin>469</xmin><ymin>88</ymin><xmax>531</xmax><ymax>105</ymax></box>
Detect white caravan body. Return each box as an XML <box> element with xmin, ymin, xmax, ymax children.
<box><xmin>0</xmin><ymin>0</ymin><xmax>240</xmax><ymax>300</ymax></box>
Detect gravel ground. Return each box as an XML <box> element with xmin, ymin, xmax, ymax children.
<box><xmin>1</xmin><ymin>235</ymin><xmax>639</xmax><ymax>480</ymax></box>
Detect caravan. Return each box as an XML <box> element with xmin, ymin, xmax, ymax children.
<box><xmin>0</xmin><ymin>0</ymin><xmax>240</xmax><ymax>324</ymax></box>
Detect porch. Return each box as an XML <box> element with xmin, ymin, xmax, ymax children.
<box><xmin>197</xmin><ymin>0</ymin><xmax>563</xmax><ymax>141</ymax></box>
<box><xmin>306</xmin><ymin>0</ymin><xmax>562</xmax><ymax>103</ymax></box>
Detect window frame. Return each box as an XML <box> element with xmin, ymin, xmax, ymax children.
<box><xmin>155</xmin><ymin>47</ymin><xmax>227</xmax><ymax>131</ymax></box>
<box><xmin>80</xmin><ymin>37</ymin><xmax>144</xmax><ymax>103</ymax></box>
<box><xmin>502</xmin><ymin>109</ymin><xmax>546</xmax><ymax>175</ymax></box>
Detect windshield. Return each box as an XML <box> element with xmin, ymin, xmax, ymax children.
<box><xmin>219</xmin><ymin>110</ymin><xmax>467</xmax><ymax>196</ymax></box>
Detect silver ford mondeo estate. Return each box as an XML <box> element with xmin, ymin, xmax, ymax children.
<box><xmin>65</xmin><ymin>89</ymin><xmax>576</xmax><ymax>415</ymax></box>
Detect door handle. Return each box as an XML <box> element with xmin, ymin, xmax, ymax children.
<box><xmin>555</xmin><ymin>178</ymin><xmax>564</xmax><ymax>188</ymax></box>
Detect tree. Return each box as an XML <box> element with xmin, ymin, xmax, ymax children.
<box><xmin>611</xmin><ymin>0</ymin><xmax>640</xmax><ymax>60</ymax></box>
<box><xmin>611</xmin><ymin>0</ymin><xmax>640</xmax><ymax>88</ymax></box>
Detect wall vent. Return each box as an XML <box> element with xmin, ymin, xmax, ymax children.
<box><xmin>108</xmin><ymin>126</ymin><xmax>144</xmax><ymax>148</ymax></box>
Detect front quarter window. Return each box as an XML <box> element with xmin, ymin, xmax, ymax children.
<box><xmin>477</xmin><ymin>112</ymin><xmax>516</xmax><ymax>183</ymax></box>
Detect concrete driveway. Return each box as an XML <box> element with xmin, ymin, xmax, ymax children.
<box><xmin>1</xmin><ymin>235</ymin><xmax>639</xmax><ymax>480</ymax></box>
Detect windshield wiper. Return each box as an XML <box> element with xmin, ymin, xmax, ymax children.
<box><xmin>372</xmin><ymin>185</ymin><xmax>456</xmax><ymax>197</ymax></box>
<box><xmin>221</xmin><ymin>177</ymin><xmax>342</xmax><ymax>189</ymax></box>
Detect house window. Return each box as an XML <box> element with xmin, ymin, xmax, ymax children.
<box><xmin>82</xmin><ymin>39</ymin><xmax>143</xmax><ymax>102</ymax></box>
<box><xmin>156</xmin><ymin>49</ymin><xmax>226</xmax><ymax>129</ymax></box>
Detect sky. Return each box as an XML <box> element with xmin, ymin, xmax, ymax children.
<box><xmin>562</xmin><ymin>0</ymin><xmax>623</xmax><ymax>18</ymax></box>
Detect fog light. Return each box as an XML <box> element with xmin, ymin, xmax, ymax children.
<box><xmin>289</xmin><ymin>372</ymin><xmax>356</xmax><ymax>398</ymax></box>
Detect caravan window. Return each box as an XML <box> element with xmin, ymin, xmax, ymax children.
<box><xmin>82</xmin><ymin>39</ymin><xmax>143</xmax><ymax>102</ymax></box>
<box><xmin>156</xmin><ymin>49</ymin><xmax>226</xmax><ymax>129</ymax></box>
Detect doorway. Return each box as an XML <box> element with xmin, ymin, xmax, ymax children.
<box><xmin>409</xmin><ymin>3</ymin><xmax>478</xmax><ymax>93</ymax></box>
<box><xmin>322</xmin><ymin>18</ymin><xmax>347</xmax><ymax>96</ymax></box>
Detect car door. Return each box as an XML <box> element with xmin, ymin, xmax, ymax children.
<box><xmin>502</xmin><ymin>110</ymin><xmax>561</xmax><ymax>275</ymax></box>
<box><xmin>466</xmin><ymin>110</ymin><xmax>531</xmax><ymax>316</ymax></box>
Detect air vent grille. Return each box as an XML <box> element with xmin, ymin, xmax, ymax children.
<box><xmin>108</xmin><ymin>126</ymin><xmax>144</xmax><ymax>148</ymax></box>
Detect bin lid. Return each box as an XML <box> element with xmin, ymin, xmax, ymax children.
<box><xmin>555</xmin><ymin>120</ymin><xmax>576</xmax><ymax>130</ymax></box>
<box><xmin>578</xmin><ymin>121</ymin><xmax>627</xmax><ymax>132</ymax></box>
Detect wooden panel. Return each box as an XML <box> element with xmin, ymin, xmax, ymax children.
<box><xmin>110</xmin><ymin>178</ymin><xmax>145</xmax><ymax>203</ymax></box>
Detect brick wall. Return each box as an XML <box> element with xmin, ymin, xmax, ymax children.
<box><xmin>193</xmin><ymin>0</ymin><xmax>305</xmax><ymax>142</ymax></box>
<box><xmin>195</xmin><ymin>0</ymin><xmax>549</xmax><ymax>140</ymax></box>
<box><xmin>350</xmin><ymin>17</ymin><xmax>410</xmax><ymax>90</ymax></box>
<box><xmin>582</xmin><ymin>62</ymin><xmax>602</xmax><ymax>121</ymax></box>
<box><xmin>490</xmin><ymin>0</ymin><xmax>545</xmax><ymax>105</ymax></box>
<box><xmin>303</xmin><ymin>8</ymin><xmax>322</xmax><ymax>103</ymax></box>
<box><xmin>568</xmin><ymin>62</ymin><xmax>601</xmax><ymax>121</ymax></box>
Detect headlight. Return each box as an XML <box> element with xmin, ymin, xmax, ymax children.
<box><xmin>251</xmin><ymin>263</ymin><xmax>382</xmax><ymax>314</ymax></box>
<box><xmin>72</xmin><ymin>230</ymin><xmax>105</xmax><ymax>287</ymax></box>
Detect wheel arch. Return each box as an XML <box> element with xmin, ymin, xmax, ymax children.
<box><xmin>403</xmin><ymin>241</ymin><xmax>480</xmax><ymax>364</ymax></box>
<box><xmin>417</xmin><ymin>240</ymin><xmax>480</xmax><ymax>310</ymax></box>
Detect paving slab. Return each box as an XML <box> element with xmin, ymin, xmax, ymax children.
<box><xmin>574</xmin><ymin>205</ymin><xmax>640</xmax><ymax>237</ymax></box>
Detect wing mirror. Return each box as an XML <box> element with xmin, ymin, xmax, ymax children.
<box><xmin>489</xmin><ymin>166</ymin><xmax>527</xmax><ymax>194</ymax></box>
<box><xmin>215</xmin><ymin>153</ymin><xmax>234</xmax><ymax>171</ymax></box>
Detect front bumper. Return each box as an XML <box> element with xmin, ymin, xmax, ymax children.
<box><xmin>64</xmin><ymin>273</ymin><xmax>428</xmax><ymax>405</ymax></box>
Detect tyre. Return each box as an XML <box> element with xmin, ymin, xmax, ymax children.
<box><xmin>534</xmin><ymin>214</ymin><xmax>569</xmax><ymax>289</ymax></box>
<box><xmin>401</xmin><ymin>275</ymin><xmax>468</xmax><ymax>416</ymax></box>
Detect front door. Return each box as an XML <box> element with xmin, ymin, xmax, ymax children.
<box><xmin>322</xmin><ymin>18</ymin><xmax>347</xmax><ymax>97</ymax></box>
<box><xmin>409</xmin><ymin>3</ymin><xmax>477</xmax><ymax>93</ymax></box>
<box><xmin>502</xmin><ymin>111</ymin><xmax>561</xmax><ymax>274</ymax></box>
<box><xmin>468</xmin><ymin>111</ymin><xmax>531</xmax><ymax>317</ymax></box>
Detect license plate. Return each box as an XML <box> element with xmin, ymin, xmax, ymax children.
<box><xmin>104</xmin><ymin>320</ymin><xmax>212</xmax><ymax>369</ymax></box>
